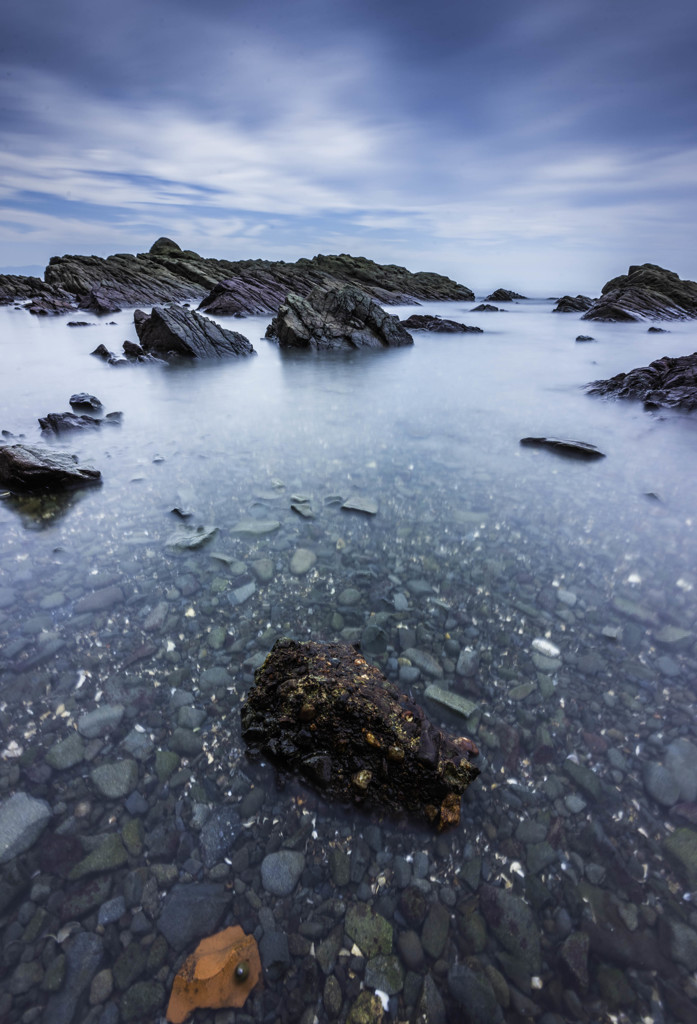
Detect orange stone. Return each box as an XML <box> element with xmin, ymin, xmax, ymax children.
<box><xmin>166</xmin><ymin>925</ymin><xmax>261</xmax><ymax>1023</ymax></box>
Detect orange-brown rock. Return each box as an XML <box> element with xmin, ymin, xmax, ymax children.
<box><xmin>166</xmin><ymin>926</ymin><xmax>261</xmax><ymax>1023</ymax></box>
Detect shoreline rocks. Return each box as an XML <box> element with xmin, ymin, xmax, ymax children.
<box><xmin>553</xmin><ymin>295</ymin><xmax>594</xmax><ymax>313</ymax></box>
<box><xmin>134</xmin><ymin>306</ymin><xmax>255</xmax><ymax>360</ymax></box>
<box><xmin>265</xmin><ymin>284</ymin><xmax>414</xmax><ymax>351</ymax></box>
<box><xmin>586</xmin><ymin>351</ymin><xmax>697</xmax><ymax>410</ymax></box>
<box><xmin>0</xmin><ymin>444</ymin><xmax>102</xmax><ymax>491</ymax></box>
<box><xmin>583</xmin><ymin>264</ymin><xmax>697</xmax><ymax>322</ymax></box>
<box><xmin>485</xmin><ymin>288</ymin><xmax>527</xmax><ymax>301</ymax></box>
<box><xmin>400</xmin><ymin>314</ymin><xmax>482</xmax><ymax>334</ymax></box>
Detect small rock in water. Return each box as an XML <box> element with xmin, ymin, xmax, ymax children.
<box><xmin>165</xmin><ymin>524</ymin><xmax>218</xmax><ymax>549</ymax></box>
<box><xmin>290</xmin><ymin>548</ymin><xmax>316</xmax><ymax>575</ymax></box>
<box><xmin>341</xmin><ymin>495</ymin><xmax>378</xmax><ymax>515</ymax></box>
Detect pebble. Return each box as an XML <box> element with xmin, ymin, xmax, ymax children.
<box><xmin>260</xmin><ymin>850</ymin><xmax>306</xmax><ymax>896</ymax></box>
<box><xmin>290</xmin><ymin>548</ymin><xmax>316</xmax><ymax>575</ymax></box>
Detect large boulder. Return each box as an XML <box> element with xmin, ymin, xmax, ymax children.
<box><xmin>266</xmin><ymin>284</ymin><xmax>414</xmax><ymax>351</ymax></box>
<box><xmin>586</xmin><ymin>352</ymin><xmax>697</xmax><ymax>410</ymax></box>
<box><xmin>0</xmin><ymin>444</ymin><xmax>101</xmax><ymax>491</ymax></box>
<box><xmin>552</xmin><ymin>294</ymin><xmax>594</xmax><ymax>313</ymax></box>
<box><xmin>583</xmin><ymin>264</ymin><xmax>697</xmax><ymax>322</ymax></box>
<box><xmin>241</xmin><ymin>638</ymin><xmax>480</xmax><ymax>830</ymax></box>
<box><xmin>133</xmin><ymin>305</ymin><xmax>255</xmax><ymax>359</ymax></box>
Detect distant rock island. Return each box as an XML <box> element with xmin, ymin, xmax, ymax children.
<box><xmin>0</xmin><ymin>237</ymin><xmax>474</xmax><ymax>317</ymax></box>
<box><xmin>583</xmin><ymin>263</ymin><xmax>697</xmax><ymax>322</ymax></box>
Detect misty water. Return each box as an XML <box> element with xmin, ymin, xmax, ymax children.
<box><xmin>2</xmin><ymin>299</ymin><xmax>697</xmax><ymax>1023</ymax></box>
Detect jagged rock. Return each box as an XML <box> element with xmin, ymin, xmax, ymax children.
<box><xmin>266</xmin><ymin>284</ymin><xmax>413</xmax><ymax>351</ymax></box>
<box><xmin>400</xmin><ymin>314</ymin><xmax>482</xmax><ymax>333</ymax></box>
<box><xmin>241</xmin><ymin>638</ymin><xmax>479</xmax><ymax>830</ymax></box>
<box><xmin>576</xmin><ymin>335</ymin><xmax>595</xmax><ymax>342</ymax></box>
<box><xmin>519</xmin><ymin>437</ymin><xmax>606</xmax><ymax>459</ymax></box>
<box><xmin>69</xmin><ymin>393</ymin><xmax>103</xmax><ymax>410</ymax></box>
<box><xmin>0</xmin><ymin>242</ymin><xmax>474</xmax><ymax>317</ymax></box>
<box><xmin>0</xmin><ymin>792</ymin><xmax>52</xmax><ymax>863</ymax></box>
<box><xmin>485</xmin><ymin>288</ymin><xmax>526</xmax><ymax>301</ymax></box>
<box><xmin>39</xmin><ymin>412</ymin><xmax>102</xmax><ymax>433</ymax></box>
<box><xmin>470</xmin><ymin>303</ymin><xmax>500</xmax><ymax>312</ymax></box>
<box><xmin>0</xmin><ymin>444</ymin><xmax>101</xmax><ymax>491</ymax></box>
<box><xmin>134</xmin><ymin>305</ymin><xmax>255</xmax><ymax>360</ymax></box>
<box><xmin>553</xmin><ymin>294</ymin><xmax>594</xmax><ymax>313</ymax></box>
<box><xmin>583</xmin><ymin>264</ymin><xmax>697</xmax><ymax>322</ymax></box>
<box><xmin>586</xmin><ymin>352</ymin><xmax>697</xmax><ymax>410</ymax></box>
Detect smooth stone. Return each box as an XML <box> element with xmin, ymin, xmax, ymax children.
<box><xmin>46</xmin><ymin>732</ymin><xmax>86</xmax><ymax>770</ymax></box>
<box><xmin>396</xmin><ymin>930</ymin><xmax>424</xmax><ymax>970</ymax></box>
<box><xmin>169</xmin><ymin>727</ymin><xmax>203</xmax><ymax>756</ymax></box>
<box><xmin>250</xmin><ymin>558</ymin><xmax>274</xmax><ymax>583</ymax></box>
<box><xmin>665</xmin><ymin>738</ymin><xmax>697</xmax><ymax>802</ymax></box>
<box><xmin>643</xmin><ymin>762</ymin><xmax>680</xmax><ymax>807</ymax></box>
<box><xmin>424</xmin><ymin>684</ymin><xmax>478</xmax><ymax>718</ymax></box>
<box><xmin>69</xmin><ymin>834</ymin><xmax>128</xmax><ymax>879</ymax></box>
<box><xmin>42</xmin><ymin>931</ymin><xmax>104</xmax><ymax>1024</ymax></box>
<box><xmin>77</xmin><ymin>705</ymin><xmax>125</xmax><ymax>739</ymax></box>
<box><xmin>479</xmin><ymin>883</ymin><xmax>541</xmax><ymax>974</ymax></box>
<box><xmin>198</xmin><ymin>666</ymin><xmax>233</xmax><ymax>692</ymax></box>
<box><xmin>290</xmin><ymin>548</ymin><xmax>316</xmax><ymax>575</ymax></box>
<box><xmin>98</xmin><ymin>895</ymin><xmax>127</xmax><ymax>926</ymax></box>
<box><xmin>509</xmin><ymin>682</ymin><xmax>537</xmax><ymax>701</ymax></box>
<box><xmin>663</xmin><ymin>828</ymin><xmax>697</xmax><ymax>889</ymax></box>
<box><xmin>231</xmin><ymin>518</ymin><xmax>281</xmax><ymax>536</ymax></box>
<box><xmin>228</xmin><ymin>580</ymin><xmax>256</xmax><ymax>605</ymax></box>
<box><xmin>165</xmin><ymin>524</ymin><xmax>218</xmax><ymax>549</ymax></box>
<box><xmin>456</xmin><ymin>648</ymin><xmax>479</xmax><ymax>676</ymax></box>
<box><xmin>121</xmin><ymin>727</ymin><xmax>154</xmax><ymax>761</ymax></box>
<box><xmin>402</xmin><ymin>647</ymin><xmax>443</xmax><ymax>678</ymax></box>
<box><xmin>448</xmin><ymin>962</ymin><xmax>503</xmax><ymax>1024</ymax></box>
<box><xmin>421</xmin><ymin>901</ymin><xmax>450</xmax><ymax>959</ymax></box>
<box><xmin>338</xmin><ymin>587</ymin><xmax>362</xmax><ymax>606</ymax></box>
<box><xmin>90</xmin><ymin>760</ymin><xmax>139</xmax><ymax>798</ymax></box>
<box><xmin>261</xmin><ymin>850</ymin><xmax>306</xmax><ymax>895</ymax></box>
<box><xmin>341</xmin><ymin>496</ymin><xmax>378</xmax><ymax>515</ymax></box>
<box><xmin>157</xmin><ymin>883</ymin><xmax>230</xmax><ymax>951</ymax></box>
<box><xmin>532</xmin><ymin>652</ymin><xmax>562</xmax><ymax>673</ymax></box>
<box><xmin>654</xmin><ymin>625</ymin><xmax>693</xmax><ymax>648</ymax></box>
<box><xmin>0</xmin><ymin>792</ymin><xmax>52</xmax><ymax>864</ymax></box>
<box><xmin>74</xmin><ymin>585</ymin><xmax>124</xmax><ymax>614</ymax></box>
<box><xmin>364</xmin><ymin>954</ymin><xmax>404</xmax><ymax>995</ymax></box>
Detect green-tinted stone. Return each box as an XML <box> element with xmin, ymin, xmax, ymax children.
<box><xmin>508</xmin><ymin>682</ymin><xmax>537</xmax><ymax>701</ymax></box>
<box><xmin>155</xmin><ymin>749</ymin><xmax>180</xmax><ymax>782</ymax></box>
<box><xmin>122</xmin><ymin>818</ymin><xmax>144</xmax><ymax>857</ymax></box>
<box><xmin>41</xmin><ymin>954</ymin><xmax>66</xmax><ymax>992</ymax></box>
<box><xmin>664</xmin><ymin>828</ymin><xmax>697</xmax><ymax>889</ymax></box>
<box><xmin>345</xmin><ymin>903</ymin><xmax>393</xmax><ymax>957</ymax></box>
<box><xmin>364</xmin><ymin>954</ymin><xmax>404</xmax><ymax>994</ymax></box>
<box><xmin>113</xmin><ymin>941</ymin><xmax>149</xmax><ymax>990</ymax></box>
<box><xmin>46</xmin><ymin>732</ymin><xmax>85</xmax><ymax>770</ymax></box>
<box><xmin>346</xmin><ymin>989</ymin><xmax>385</xmax><ymax>1024</ymax></box>
<box><xmin>328</xmin><ymin>848</ymin><xmax>351</xmax><ymax>887</ymax></box>
<box><xmin>120</xmin><ymin>980</ymin><xmax>165</xmax><ymax>1021</ymax></box>
<box><xmin>69</xmin><ymin>834</ymin><xmax>128</xmax><ymax>879</ymax></box>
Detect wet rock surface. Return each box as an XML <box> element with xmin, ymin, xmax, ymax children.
<box><xmin>586</xmin><ymin>351</ymin><xmax>697</xmax><ymax>410</ymax></box>
<box><xmin>241</xmin><ymin>638</ymin><xmax>479</xmax><ymax>829</ymax></box>
<box><xmin>485</xmin><ymin>288</ymin><xmax>527</xmax><ymax>301</ymax></box>
<box><xmin>0</xmin><ymin>444</ymin><xmax>102</xmax><ymax>491</ymax></box>
<box><xmin>552</xmin><ymin>294</ymin><xmax>594</xmax><ymax>313</ymax></box>
<box><xmin>519</xmin><ymin>437</ymin><xmax>606</xmax><ymax>459</ymax></box>
<box><xmin>265</xmin><ymin>285</ymin><xmax>414</xmax><ymax>351</ymax></box>
<box><xmin>134</xmin><ymin>305</ymin><xmax>255</xmax><ymax>360</ymax></box>
<box><xmin>583</xmin><ymin>263</ymin><xmax>697</xmax><ymax>322</ymax></box>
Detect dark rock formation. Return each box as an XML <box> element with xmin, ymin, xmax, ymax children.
<box><xmin>133</xmin><ymin>306</ymin><xmax>255</xmax><ymax>360</ymax></box>
<box><xmin>241</xmin><ymin>638</ymin><xmax>480</xmax><ymax>830</ymax></box>
<box><xmin>0</xmin><ymin>241</ymin><xmax>474</xmax><ymax>317</ymax></box>
<box><xmin>400</xmin><ymin>314</ymin><xmax>482</xmax><ymax>334</ymax></box>
<box><xmin>520</xmin><ymin>437</ymin><xmax>606</xmax><ymax>459</ymax></box>
<box><xmin>575</xmin><ymin>335</ymin><xmax>595</xmax><ymax>343</ymax></box>
<box><xmin>583</xmin><ymin>264</ymin><xmax>697</xmax><ymax>322</ymax></box>
<box><xmin>39</xmin><ymin>412</ymin><xmax>102</xmax><ymax>433</ymax></box>
<box><xmin>485</xmin><ymin>288</ymin><xmax>526</xmax><ymax>301</ymax></box>
<box><xmin>553</xmin><ymin>295</ymin><xmax>594</xmax><ymax>313</ymax></box>
<box><xmin>0</xmin><ymin>444</ymin><xmax>102</xmax><ymax>491</ymax></box>
<box><xmin>586</xmin><ymin>352</ymin><xmax>697</xmax><ymax>410</ymax></box>
<box><xmin>470</xmin><ymin>303</ymin><xmax>501</xmax><ymax>313</ymax></box>
<box><xmin>69</xmin><ymin>394</ymin><xmax>103</xmax><ymax>410</ymax></box>
<box><xmin>265</xmin><ymin>285</ymin><xmax>413</xmax><ymax>351</ymax></box>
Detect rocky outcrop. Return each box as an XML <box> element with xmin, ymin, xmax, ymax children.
<box><xmin>0</xmin><ymin>239</ymin><xmax>474</xmax><ymax>316</ymax></box>
<box><xmin>39</xmin><ymin>410</ymin><xmax>122</xmax><ymax>433</ymax></box>
<box><xmin>553</xmin><ymin>295</ymin><xmax>594</xmax><ymax>313</ymax></box>
<box><xmin>520</xmin><ymin>437</ymin><xmax>606</xmax><ymax>459</ymax></box>
<box><xmin>0</xmin><ymin>444</ymin><xmax>102</xmax><ymax>491</ymax></box>
<box><xmin>485</xmin><ymin>288</ymin><xmax>526</xmax><ymax>301</ymax></box>
<box><xmin>586</xmin><ymin>352</ymin><xmax>697</xmax><ymax>410</ymax></box>
<box><xmin>241</xmin><ymin>638</ymin><xmax>480</xmax><ymax>830</ymax></box>
<box><xmin>265</xmin><ymin>284</ymin><xmax>414</xmax><ymax>351</ymax></box>
<box><xmin>133</xmin><ymin>306</ymin><xmax>255</xmax><ymax>360</ymax></box>
<box><xmin>583</xmin><ymin>264</ymin><xmax>697</xmax><ymax>322</ymax></box>
<box><xmin>470</xmin><ymin>303</ymin><xmax>501</xmax><ymax>313</ymax></box>
<box><xmin>400</xmin><ymin>314</ymin><xmax>483</xmax><ymax>334</ymax></box>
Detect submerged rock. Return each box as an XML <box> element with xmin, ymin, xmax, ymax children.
<box><xmin>241</xmin><ymin>638</ymin><xmax>479</xmax><ymax>830</ymax></box>
<box><xmin>400</xmin><ymin>314</ymin><xmax>482</xmax><ymax>334</ymax></box>
<box><xmin>583</xmin><ymin>264</ymin><xmax>697</xmax><ymax>322</ymax></box>
<box><xmin>485</xmin><ymin>288</ymin><xmax>526</xmax><ymax>301</ymax></box>
<box><xmin>586</xmin><ymin>352</ymin><xmax>697</xmax><ymax>411</ymax></box>
<box><xmin>134</xmin><ymin>306</ymin><xmax>255</xmax><ymax>360</ymax></box>
<box><xmin>0</xmin><ymin>443</ymin><xmax>102</xmax><ymax>491</ymax></box>
<box><xmin>519</xmin><ymin>437</ymin><xmax>606</xmax><ymax>460</ymax></box>
<box><xmin>266</xmin><ymin>284</ymin><xmax>414</xmax><ymax>351</ymax></box>
<box><xmin>38</xmin><ymin>411</ymin><xmax>103</xmax><ymax>433</ymax></box>
<box><xmin>470</xmin><ymin>303</ymin><xmax>501</xmax><ymax>312</ymax></box>
<box><xmin>553</xmin><ymin>294</ymin><xmax>593</xmax><ymax>313</ymax></box>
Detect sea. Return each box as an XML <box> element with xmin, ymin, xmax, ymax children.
<box><xmin>1</xmin><ymin>297</ymin><xmax>697</xmax><ymax>1023</ymax></box>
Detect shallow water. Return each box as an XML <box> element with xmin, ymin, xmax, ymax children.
<box><xmin>1</xmin><ymin>299</ymin><xmax>697</xmax><ymax>1023</ymax></box>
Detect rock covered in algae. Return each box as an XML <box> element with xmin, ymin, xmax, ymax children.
<box><xmin>166</xmin><ymin>925</ymin><xmax>261</xmax><ymax>1022</ymax></box>
<box><xmin>241</xmin><ymin>638</ymin><xmax>480</xmax><ymax>830</ymax></box>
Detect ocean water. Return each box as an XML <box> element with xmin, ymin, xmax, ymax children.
<box><xmin>1</xmin><ymin>298</ymin><xmax>697</xmax><ymax>1022</ymax></box>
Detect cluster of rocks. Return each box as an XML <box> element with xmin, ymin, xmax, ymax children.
<box><xmin>582</xmin><ymin>264</ymin><xmax>697</xmax><ymax>322</ymax></box>
<box><xmin>587</xmin><ymin>352</ymin><xmax>697</xmax><ymax>411</ymax></box>
<box><xmin>552</xmin><ymin>295</ymin><xmax>594</xmax><ymax>313</ymax></box>
<box><xmin>0</xmin><ymin>238</ymin><xmax>474</xmax><ymax>318</ymax></box>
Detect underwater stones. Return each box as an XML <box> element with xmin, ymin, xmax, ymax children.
<box><xmin>663</xmin><ymin>828</ymin><xmax>697</xmax><ymax>890</ymax></box>
<box><xmin>478</xmin><ymin>884</ymin><xmax>541</xmax><ymax>975</ymax></box>
<box><xmin>423</xmin><ymin>685</ymin><xmax>478</xmax><ymax>720</ymax></box>
<box><xmin>345</xmin><ymin>904</ymin><xmax>393</xmax><ymax>957</ymax></box>
<box><xmin>90</xmin><ymin>759</ymin><xmax>139</xmax><ymax>799</ymax></box>
<box><xmin>0</xmin><ymin>792</ymin><xmax>52</xmax><ymax>864</ymax></box>
<box><xmin>165</xmin><ymin>524</ymin><xmax>218</xmax><ymax>550</ymax></box>
<box><xmin>290</xmin><ymin>547</ymin><xmax>316</xmax><ymax>575</ymax></box>
<box><xmin>643</xmin><ymin>762</ymin><xmax>680</xmax><ymax>807</ymax></box>
<box><xmin>342</xmin><ymin>495</ymin><xmax>379</xmax><ymax>515</ymax></box>
<box><xmin>158</xmin><ymin>883</ymin><xmax>231</xmax><ymax>952</ymax></box>
<box><xmin>260</xmin><ymin>850</ymin><xmax>306</xmax><ymax>896</ymax></box>
<box><xmin>519</xmin><ymin>437</ymin><xmax>606</xmax><ymax>460</ymax></box>
<box><xmin>241</xmin><ymin>638</ymin><xmax>479</xmax><ymax>830</ymax></box>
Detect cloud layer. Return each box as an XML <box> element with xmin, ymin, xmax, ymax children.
<box><xmin>2</xmin><ymin>0</ymin><xmax>696</xmax><ymax>292</ymax></box>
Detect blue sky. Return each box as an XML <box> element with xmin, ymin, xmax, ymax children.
<box><xmin>1</xmin><ymin>0</ymin><xmax>696</xmax><ymax>293</ymax></box>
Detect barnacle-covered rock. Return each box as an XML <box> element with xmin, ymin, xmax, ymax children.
<box><xmin>241</xmin><ymin>638</ymin><xmax>479</xmax><ymax>830</ymax></box>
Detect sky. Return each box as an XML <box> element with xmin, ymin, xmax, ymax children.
<box><xmin>1</xmin><ymin>0</ymin><xmax>696</xmax><ymax>294</ymax></box>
